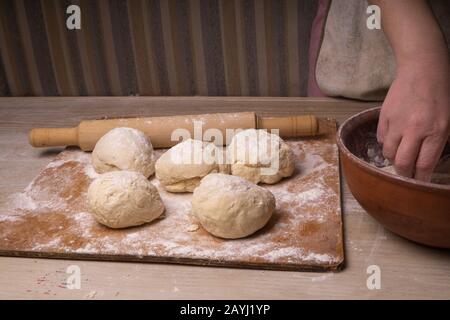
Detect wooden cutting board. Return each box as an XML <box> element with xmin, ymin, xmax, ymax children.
<box><xmin>0</xmin><ymin>129</ymin><xmax>344</xmax><ymax>271</ymax></box>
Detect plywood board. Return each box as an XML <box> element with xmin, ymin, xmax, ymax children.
<box><xmin>0</xmin><ymin>131</ymin><xmax>343</xmax><ymax>271</ymax></box>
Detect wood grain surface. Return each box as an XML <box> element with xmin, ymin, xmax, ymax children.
<box><xmin>0</xmin><ymin>97</ymin><xmax>449</xmax><ymax>299</ymax></box>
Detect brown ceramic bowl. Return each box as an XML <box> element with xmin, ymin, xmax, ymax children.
<box><xmin>337</xmin><ymin>107</ymin><xmax>450</xmax><ymax>248</ymax></box>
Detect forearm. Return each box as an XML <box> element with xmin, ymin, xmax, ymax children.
<box><xmin>371</xmin><ymin>0</ymin><xmax>449</xmax><ymax>181</ymax></box>
<box><xmin>369</xmin><ymin>0</ymin><xmax>448</xmax><ymax>73</ymax></box>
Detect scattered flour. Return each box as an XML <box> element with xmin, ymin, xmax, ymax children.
<box><xmin>1</xmin><ymin>139</ymin><xmax>343</xmax><ymax>269</ymax></box>
<box><xmin>297</xmin><ymin>187</ymin><xmax>325</xmax><ymax>202</ymax></box>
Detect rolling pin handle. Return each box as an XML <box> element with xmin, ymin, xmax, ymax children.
<box><xmin>257</xmin><ymin>115</ymin><xmax>320</xmax><ymax>137</ymax></box>
<box><xmin>29</xmin><ymin>127</ymin><xmax>79</xmax><ymax>148</ymax></box>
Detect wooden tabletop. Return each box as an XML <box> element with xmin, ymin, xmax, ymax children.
<box><xmin>0</xmin><ymin>97</ymin><xmax>449</xmax><ymax>300</ymax></box>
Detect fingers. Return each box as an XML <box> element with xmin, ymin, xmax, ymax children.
<box><xmin>382</xmin><ymin>130</ymin><xmax>402</xmax><ymax>163</ymax></box>
<box><xmin>377</xmin><ymin>110</ymin><xmax>388</xmax><ymax>144</ymax></box>
<box><xmin>378</xmin><ymin>108</ymin><xmax>402</xmax><ymax>163</ymax></box>
<box><xmin>394</xmin><ymin>135</ymin><xmax>422</xmax><ymax>178</ymax></box>
<box><xmin>414</xmin><ymin>135</ymin><xmax>447</xmax><ymax>181</ymax></box>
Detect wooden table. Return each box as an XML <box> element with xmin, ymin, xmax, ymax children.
<box><xmin>0</xmin><ymin>97</ymin><xmax>449</xmax><ymax>300</ymax></box>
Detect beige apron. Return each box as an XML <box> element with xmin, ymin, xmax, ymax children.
<box><xmin>315</xmin><ymin>0</ymin><xmax>396</xmax><ymax>101</ymax></box>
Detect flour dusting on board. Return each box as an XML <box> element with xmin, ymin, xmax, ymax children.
<box><xmin>5</xmin><ymin>151</ymin><xmax>94</xmax><ymax>214</ymax></box>
<box><xmin>297</xmin><ymin>187</ymin><xmax>325</xmax><ymax>203</ymax></box>
<box><xmin>0</xmin><ymin>136</ymin><xmax>343</xmax><ymax>271</ymax></box>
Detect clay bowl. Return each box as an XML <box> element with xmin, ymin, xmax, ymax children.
<box><xmin>337</xmin><ymin>107</ymin><xmax>450</xmax><ymax>248</ymax></box>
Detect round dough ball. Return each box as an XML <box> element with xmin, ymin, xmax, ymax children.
<box><xmin>192</xmin><ymin>173</ymin><xmax>275</xmax><ymax>239</ymax></box>
<box><xmin>155</xmin><ymin>138</ymin><xmax>229</xmax><ymax>193</ymax></box>
<box><xmin>227</xmin><ymin>129</ymin><xmax>295</xmax><ymax>184</ymax></box>
<box><xmin>92</xmin><ymin>127</ymin><xmax>155</xmax><ymax>178</ymax></box>
<box><xmin>87</xmin><ymin>171</ymin><xmax>165</xmax><ymax>228</ymax></box>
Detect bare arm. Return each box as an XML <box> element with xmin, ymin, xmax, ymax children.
<box><xmin>370</xmin><ymin>0</ymin><xmax>449</xmax><ymax>181</ymax></box>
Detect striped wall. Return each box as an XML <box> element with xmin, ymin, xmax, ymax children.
<box><xmin>0</xmin><ymin>0</ymin><xmax>318</xmax><ymax>97</ymax></box>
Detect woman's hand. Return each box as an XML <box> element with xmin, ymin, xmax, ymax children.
<box><xmin>377</xmin><ymin>57</ymin><xmax>450</xmax><ymax>181</ymax></box>
<box><xmin>368</xmin><ymin>0</ymin><xmax>450</xmax><ymax>182</ymax></box>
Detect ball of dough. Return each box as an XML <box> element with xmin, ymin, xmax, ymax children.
<box><xmin>155</xmin><ymin>138</ymin><xmax>229</xmax><ymax>193</ymax></box>
<box><xmin>87</xmin><ymin>171</ymin><xmax>165</xmax><ymax>228</ymax></box>
<box><xmin>227</xmin><ymin>129</ymin><xmax>295</xmax><ymax>184</ymax></box>
<box><xmin>192</xmin><ymin>173</ymin><xmax>275</xmax><ymax>239</ymax></box>
<box><xmin>92</xmin><ymin>127</ymin><xmax>155</xmax><ymax>178</ymax></box>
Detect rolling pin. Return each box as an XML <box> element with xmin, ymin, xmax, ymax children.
<box><xmin>29</xmin><ymin>112</ymin><xmax>329</xmax><ymax>150</ymax></box>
